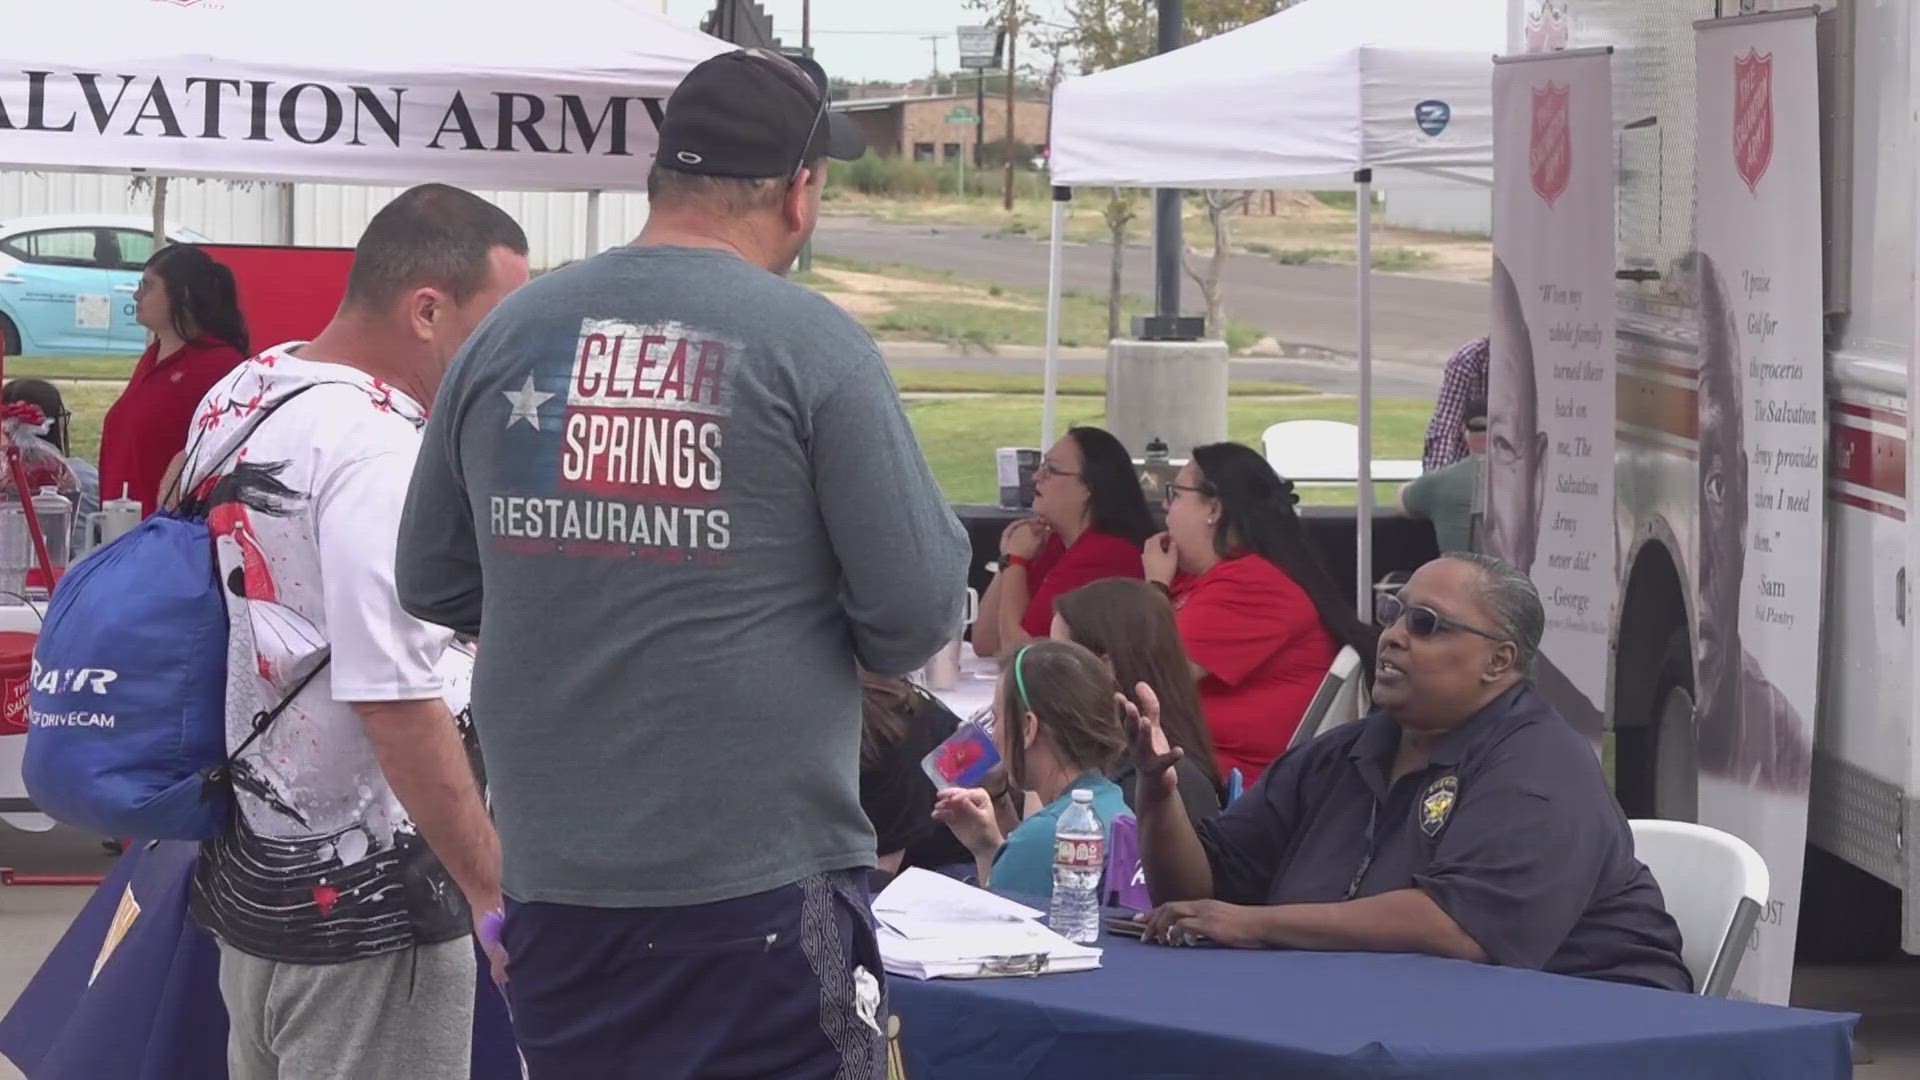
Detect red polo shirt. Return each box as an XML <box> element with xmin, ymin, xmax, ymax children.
<box><xmin>1172</xmin><ymin>554</ymin><xmax>1339</xmax><ymax>784</ymax></box>
<box><xmin>98</xmin><ymin>336</ymin><xmax>247</xmax><ymax>515</ymax></box>
<box><xmin>1017</xmin><ymin>530</ymin><xmax>1145</xmax><ymax>638</ymax></box>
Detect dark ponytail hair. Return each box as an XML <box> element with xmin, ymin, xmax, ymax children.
<box><xmin>145</xmin><ymin>244</ymin><xmax>250</xmax><ymax>357</ymax></box>
<box><xmin>1188</xmin><ymin>442</ymin><xmax>1379</xmax><ymax>674</ymax></box>
<box><xmin>1066</xmin><ymin>427</ymin><xmax>1156</xmax><ymax>545</ymax></box>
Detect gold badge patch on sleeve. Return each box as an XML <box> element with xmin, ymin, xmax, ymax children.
<box><xmin>89</xmin><ymin>884</ymin><xmax>141</xmax><ymax>986</ymax></box>
<box><xmin>1420</xmin><ymin>775</ymin><xmax>1459</xmax><ymax>838</ymax></box>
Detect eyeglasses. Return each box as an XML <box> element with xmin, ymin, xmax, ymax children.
<box><xmin>790</xmin><ymin>89</ymin><xmax>827</xmax><ymax>187</ymax></box>
<box><xmin>1164</xmin><ymin>481</ymin><xmax>1207</xmax><ymax>508</ymax></box>
<box><xmin>1036</xmin><ymin>461</ymin><xmax>1079</xmax><ymax>480</ymax></box>
<box><xmin>1374</xmin><ymin>592</ymin><xmax>1507</xmax><ymax>643</ymax></box>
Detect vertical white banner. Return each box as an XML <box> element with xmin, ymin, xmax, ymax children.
<box><xmin>1693</xmin><ymin>10</ymin><xmax>1823</xmax><ymax>1005</ymax></box>
<box><xmin>1488</xmin><ymin>49</ymin><xmax>1616</xmax><ymax>745</ymax></box>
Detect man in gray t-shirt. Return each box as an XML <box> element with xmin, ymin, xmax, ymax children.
<box><xmin>397</xmin><ymin>49</ymin><xmax>970</xmax><ymax>1080</ymax></box>
<box><xmin>1400</xmin><ymin>395</ymin><xmax>1487</xmax><ymax>554</ymax></box>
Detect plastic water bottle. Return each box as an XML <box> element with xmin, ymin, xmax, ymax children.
<box><xmin>1050</xmin><ymin>789</ymin><xmax>1105</xmax><ymax>944</ymax></box>
<box><xmin>1138</xmin><ymin>437</ymin><xmax>1172</xmax><ymax>504</ymax></box>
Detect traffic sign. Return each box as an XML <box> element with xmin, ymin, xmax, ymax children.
<box><xmin>957</xmin><ymin>25</ymin><xmax>1004</xmax><ymax>70</ymax></box>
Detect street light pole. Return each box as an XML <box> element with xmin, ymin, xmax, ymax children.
<box><xmin>798</xmin><ymin>0</ymin><xmax>815</xmax><ymax>274</ymax></box>
<box><xmin>1002</xmin><ymin>3</ymin><xmax>1018</xmax><ymax>211</ymax></box>
<box><xmin>1152</xmin><ymin>0</ymin><xmax>1182</xmax><ymax>322</ymax></box>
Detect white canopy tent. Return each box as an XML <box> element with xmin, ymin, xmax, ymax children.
<box><xmin>0</xmin><ymin>0</ymin><xmax>728</xmax><ymax>195</ymax></box>
<box><xmin>1044</xmin><ymin>0</ymin><xmax>1504</xmax><ymax>614</ymax></box>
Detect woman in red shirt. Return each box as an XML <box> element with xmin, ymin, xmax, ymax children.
<box><xmin>98</xmin><ymin>245</ymin><xmax>250</xmax><ymax>516</ymax></box>
<box><xmin>973</xmin><ymin>426</ymin><xmax>1154</xmax><ymax>658</ymax></box>
<box><xmin>1146</xmin><ymin>442</ymin><xmax>1378</xmax><ymax>784</ymax></box>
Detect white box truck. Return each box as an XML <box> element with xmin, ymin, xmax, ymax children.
<box><xmin>1516</xmin><ymin>0</ymin><xmax>1916</xmax><ymax>954</ymax></box>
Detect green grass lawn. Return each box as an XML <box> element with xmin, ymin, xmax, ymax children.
<box><xmin>7</xmin><ymin>355</ymin><xmax>140</xmax><ymax>381</ymax></box>
<box><xmin>29</xmin><ymin>356</ymin><xmax>1421</xmax><ymax>512</ymax></box>
<box><xmin>891</xmin><ymin>368</ymin><xmax>1307</xmax><ymax>398</ymax></box>
<box><xmin>803</xmin><ymin>255</ymin><xmax>1266</xmax><ymax>353</ymax></box>
<box><xmin>910</xmin><ymin>395</ymin><xmax>1426</xmax><ymax>506</ymax></box>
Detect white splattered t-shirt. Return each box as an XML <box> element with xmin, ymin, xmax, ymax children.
<box><xmin>178</xmin><ymin>347</ymin><xmax>477</xmax><ymax>964</ymax></box>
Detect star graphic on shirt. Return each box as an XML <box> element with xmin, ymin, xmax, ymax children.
<box><xmin>503</xmin><ymin>374</ymin><xmax>554</xmax><ymax>431</ymax></box>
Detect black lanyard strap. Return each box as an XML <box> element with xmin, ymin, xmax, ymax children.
<box><xmin>1345</xmin><ymin>800</ymin><xmax>1381</xmax><ymax>901</ymax></box>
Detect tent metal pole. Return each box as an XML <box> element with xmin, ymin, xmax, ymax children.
<box><xmin>1355</xmin><ymin>168</ymin><xmax>1375</xmax><ymax>619</ymax></box>
<box><xmin>585</xmin><ymin>190</ymin><xmax>603</xmax><ymax>258</ymax></box>
<box><xmin>1043</xmin><ymin>186</ymin><xmax>1070</xmax><ymax>449</ymax></box>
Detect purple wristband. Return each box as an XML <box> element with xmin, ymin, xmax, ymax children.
<box><xmin>480</xmin><ymin>909</ymin><xmax>505</xmax><ymax>947</ymax></box>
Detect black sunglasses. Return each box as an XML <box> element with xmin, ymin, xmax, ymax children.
<box><xmin>1374</xmin><ymin>592</ymin><xmax>1507</xmax><ymax>644</ymax></box>
<box><xmin>790</xmin><ymin>90</ymin><xmax>827</xmax><ymax>187</ymax></box>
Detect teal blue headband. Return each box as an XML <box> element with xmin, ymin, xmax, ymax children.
<box><xmin>1011</xmin><ymin>644</ymin><xmax>1035</xmax><ymax>715</ymax></box>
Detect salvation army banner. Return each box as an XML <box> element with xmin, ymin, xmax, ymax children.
<box><xmin>0</xmin><ymin>0</ymin><xmax>727</xmax><ymax>190</ymax></box>
<box><xmin>1692</xmin><ymin>8</ymin><xmax>1824</xmax><ymax>1006</ymax></box>
<box><xmin>1488</xmin><ymin>48</ymin><xmax>1616</xmax><ymax>745</ymax></box>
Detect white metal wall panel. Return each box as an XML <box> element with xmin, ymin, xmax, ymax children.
<box><xmin>1381</xmin><ymin>181</ymin><xmax>1491</xmax><ymax>236</ymax></box>
<box><xmin>0</xmin><ymin>171</ymin><xmax>647</xmax><ymax>270</ymax></box>
<box><xmin>0</xmin><ymin>170</ymin><xmax>289</xmax><ymax>243</ymax></box>
<box><xmin>292</xmin><ymin>184</ymin><xmax>649</xmax><ymax>268</ymax></box>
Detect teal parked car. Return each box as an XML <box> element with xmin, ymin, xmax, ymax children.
<box><xmin>0</xmin><ymin>214</ymin><xmax>208</xmax><ymax>357</ymax></box>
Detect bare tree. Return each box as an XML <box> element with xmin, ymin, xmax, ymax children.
<box><xmin>1101</xmin><ymin>189</ymin><xmax>1141</xmax><ymax>340</ymax></box>
<box><xmin>1182</xmin><ymin>190</ymin><xmax>1250</xmax><ymax>339</ymax></box>
<box><xmin>1062</xmin><ymin>0</ymin><xmax>1278</xmax><ymax>343</ymax></box>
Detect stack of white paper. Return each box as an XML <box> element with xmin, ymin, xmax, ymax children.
<box><xmin>872</xmin><ymin>868</ymin><xmax>1102</xmax><ymax>980</ymax></box>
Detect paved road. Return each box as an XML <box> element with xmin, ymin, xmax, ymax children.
<box><xmin>885</xmin><ymin>349</ymin><xmax>1443</xmax><ymax>399</ymax></box>
<box><xmin>815</xmin><ymin>217</ymin><xmax>1491</xmax><ymax>369</ymax></box>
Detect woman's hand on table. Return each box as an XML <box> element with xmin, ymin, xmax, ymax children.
<box><xmin>1117</xmin><ymin>683</ymin><xmax>1183</xmax><ymax>806</ymax></box>
<box><xmin>1142</xmin><ymin>532</ymin><xmax>1179</xmax><ymax>587</ymax></box>
<box><xmin>1141</xmin><ymin>899</ymin><xmax>1269</xmax><ymax>950</ymax></box>
<box><xmin>933</xmin><ymin>786</ymin><xmax>1005</xmax><ymax>857</ymax></box>
<box><xmin>1001</xmin><ymin>519</ymin><xmax>1050</xmax><ymax>562</ymax></box>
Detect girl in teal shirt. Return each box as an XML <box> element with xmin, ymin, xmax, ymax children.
<box><xmin>934</xmin><ymin>640</ymin><xmax>1133</xmax><ymax>897</ymax></box>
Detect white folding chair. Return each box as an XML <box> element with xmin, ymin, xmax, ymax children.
<box><xmin>1628</xmin><ymin>819</ymin><xmax>1770</xmax><ymax>997</ymax></box>
<box><xmin>1260</xmin><ymin>420</ymin><xmax>1423</xmax><ymax>484</ymax></box>
<box><xmin>1287</xmin><ymin>646</ymin><xmax>1367</xmax><ymax>752</ymax></box>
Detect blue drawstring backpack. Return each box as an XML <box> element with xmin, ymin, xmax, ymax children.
<box><xmin>23</xmin><ymin>387</ymin><xmax>327</xmax><ymax>840</ymax></box>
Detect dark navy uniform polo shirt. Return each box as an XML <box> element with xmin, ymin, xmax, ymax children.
<box><xmin>1195</xmin><ymin>682</ymin><xmax>1693</xmax><ymax>993</ymax></box>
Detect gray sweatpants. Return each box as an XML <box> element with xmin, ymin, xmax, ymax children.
<box><xmin>217</xmin><ymin>937</ymin><xmax>476</xmax><ymax>1080</ymax></box>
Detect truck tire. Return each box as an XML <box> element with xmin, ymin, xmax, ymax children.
<box><xmin>1648</xmin><ymin>626</ymin><xmax>1699</xmax><ymax>824</ymax></box>
<box><xmin>0</xmin><ymin>315</ymin><xmax>18</xmax><ymax>358</ymax></box>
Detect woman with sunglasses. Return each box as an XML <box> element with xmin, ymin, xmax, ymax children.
<box><xmin>972</xmin><ymin>427</ymin><xmax>1156</xmax><ymax>659</ymax></box>
<box><xmin>933</xmin><ymin>640</ymin><xmax>1132</xmax><ymax>896</ymax></box>
<box><xmin>1148</xmin><ymin>443</ymin><xmax>1378</xmax><ymax>784</ymax></box>
<box><xmin>1120</xmin><ymin>555</ymin><xmax>1692</xmax><ymax>994</ymax></box>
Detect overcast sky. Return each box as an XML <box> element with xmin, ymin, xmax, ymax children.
<box><xmin>663</xmin><ymin>0</ymin><xmax>1068</xmax><ymax>84</ymax></box>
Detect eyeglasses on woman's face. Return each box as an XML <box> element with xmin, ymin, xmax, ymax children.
<box><xmin>1374</xmin><ymin>591</ymin><xmax>1506</xmax><ymax>643</ymax></box>
<box><xmin>1036</xmin><ymin>460</ymin><xmax>1079</xmax><ymax>480</ymax></box>
<box><xmin>1163</xmin><ymin>481</ymin><xmax>1207</xmax><ymax>509</ymax></box>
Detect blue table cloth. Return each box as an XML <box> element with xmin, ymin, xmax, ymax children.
<box><xmin>3</xmin><ymin>844</ymin><xmax>1857</xmax><ymax>1080</ymax></box>
<box><xmin>0</xmin><ymin>841</ymin><xmax>521</xmax><ymax>1080</ymax></box>
<box><xmin>889</xmin><ymin>934</ymin><xmax>1857</xmax><ymax>1080</ymax></box>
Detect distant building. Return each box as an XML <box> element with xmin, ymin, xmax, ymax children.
<box><xmin>833</xmin><ymin>93</ymin><xmax>1051</xmax><ymax>164</ymax></box>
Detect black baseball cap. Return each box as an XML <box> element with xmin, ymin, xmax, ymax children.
<box><xmin>1463</xmin><ymin>395</ymin><xmax>1488</xmax><ymax>430</ymax></box>
<box><xmin>657</xmin><ymin>50</ymin><xmax>866</xmax><ymax>180</ymax></box>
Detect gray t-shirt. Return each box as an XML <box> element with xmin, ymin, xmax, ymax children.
<box><xmin>1401</xmin><ymin>454</ymin><xmax>1483</xmax><ymax>554</ymax></box>
<box><xmin>398</xmin><ymin>246</ymin><xmax>972</xmax><ymax>908</ymax></box>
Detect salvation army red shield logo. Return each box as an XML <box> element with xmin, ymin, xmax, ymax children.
<box><xmin>1529</xmin><ymin>82</ymin><xmax>1572</xmax><ymax>207</ymax></box>
<box><xmin>1733</xmin><ymin>49</ymin><xmax>1774</xmax><ymax>193</ymax></box>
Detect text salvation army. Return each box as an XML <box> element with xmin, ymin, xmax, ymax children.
<box><xmin>0</xmin><ymin>69</ymin><xmax>662</xmax><ymax>155</ymax></box>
